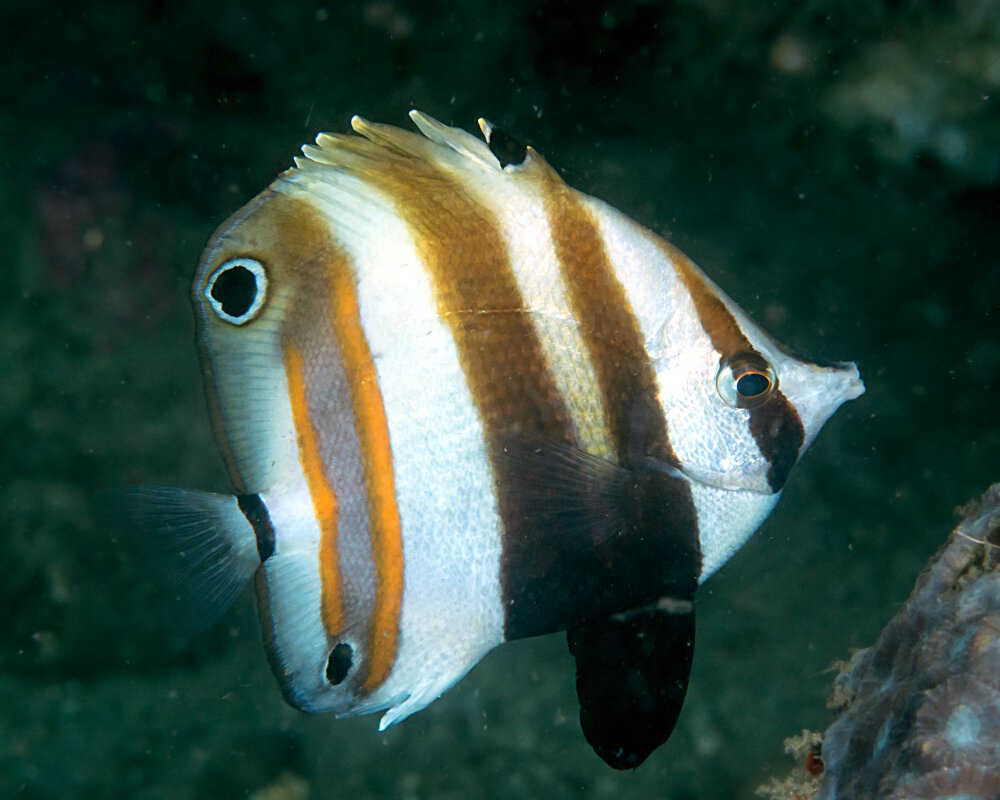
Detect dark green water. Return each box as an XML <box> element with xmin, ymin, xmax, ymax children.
<box><xmin>3</xmin><ymin>1</ymin><xmax>997</xmax><ymax>797</ymax></box>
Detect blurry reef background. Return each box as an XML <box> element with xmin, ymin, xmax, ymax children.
<box><xmin>2</xmin><ymin>0</ymin><xmax>998</xmax><ymax>798</ymax></box>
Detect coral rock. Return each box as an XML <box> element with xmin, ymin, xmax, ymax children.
<box><xmin>817</xmin><ymin>484</ymin><xmax>1000</xmax><ymax>800</ymax></box>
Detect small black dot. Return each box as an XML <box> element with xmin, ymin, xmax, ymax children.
<box><xmin>325</xmin><ymin>642</ymin><xmax>353</xmax><ymax>685</ymax></box>
<box><xmin>210</xmin><ymin>265</ymin><xmax>257</xmax><ymax>318</ymax></box>
<box><xmin>736</xmin><ymin>372</ymin><xmax>770</xmax><ymax>398</ymax></box>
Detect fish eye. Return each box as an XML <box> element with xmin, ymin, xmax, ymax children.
<box><xmin>716</xmin><ymin>352</ymin><xmax>776</xmax><ymax>409</ymax></box>
<box><xmin>325</xmin><ymin>642</ymin><xmax>353</xmax><ymax>686</ymax></box>
<box><xmin>204</xmin><ymin>258</ymin><xmax>267</xmax><ymax>325</ymax></box>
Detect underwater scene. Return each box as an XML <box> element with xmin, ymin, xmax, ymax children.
<box><xmin>3</xmin><ymin>0</ymin><xmax>998</xmax><ymax>797</ymax></box>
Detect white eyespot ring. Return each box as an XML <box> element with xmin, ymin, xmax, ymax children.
<box><xmin>716</xmin><ymin>351</ymin><xmax>777</xmax><ymax>409</ymax></box>
<box><xmin>204</xmin><ymin>257</ymin><xmax>268</xmax><ymax>325</ymax></box>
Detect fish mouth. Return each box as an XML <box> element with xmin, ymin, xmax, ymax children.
<box><xmin>846</xmin><ymin>374</ymin><xmax>866</xmax><ymax>401</ymax></box>
<box><xmin>794</xmin><ymin>361</ymin><xmax>866</xmax><ymax>448</ymax></box>
<box><xmin>832</xmin><ymin>362</ymin><xmax>866</xmax><ymax>402</ymax></box>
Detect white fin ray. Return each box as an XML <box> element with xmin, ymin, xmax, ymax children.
<box><xmin>297</xmin><ymin>137</ymin><xmax>400</xmax><ymax>173</ymax></box>
<box><xmin>350</xmin><ymin>115</ymin><xmax>433</xmax><ymax>158</ymax></box>
<box><xmin>110</xmin><ymin>487</ymin><xmax>259</xmax><ymax>633</ymax></box>
<box><xmin>371</xmin><ymin>651</ymin><xmax>489</xmax><ymax>730</ymax></box>
<box><xmin>296</xmin><ymin>110</ymin><xmax>503</xmax><ymax>185</ymax></box>
<box><xmin>406</xmin><ymin>110</ymin><xmax>501</xmax><ymax>171</ymax></box>
<box><xmin>477</xmin><ymin>117</ymin><xmax>496</xmax><ymax>142</ymax></box>
<box><xmin>377</xmin><ymin>679</ymin><xmax>453</xmax><ymax>730</ymax></box>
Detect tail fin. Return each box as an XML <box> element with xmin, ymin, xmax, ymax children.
<box><xmin>106</xmin><ymin>487</ymin><xmax>260</xmax><ymax>634</ymax></box>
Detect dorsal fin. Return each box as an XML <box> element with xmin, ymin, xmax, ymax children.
<box><xmin>478</xmin><ymin>118</ymin><xmax>529</xmax><ymax>168</ymax></box>
<box><xmin>297</xmin><ymin>111</ymin><xmax>503</xmax><ymax>176</ymax></box>
<box><xmin>294</xmin><ymin>112</ymin><xmax>553</xmax><ymax>185</ymax></box>
<box><xmin>407</xmin><ymin>110</ymin><xmax>501</xmax><ymax>171</ymax></box>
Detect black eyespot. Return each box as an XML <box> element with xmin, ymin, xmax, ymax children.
<box><xmin>211</xmin><ymin>266</ymin><xmax>255</xmax><ymax>316</ymax></box>
<box><xmin>716</xmin><ymin>352</ymin><xmax>776</xmax><ymax>409</ymax></box>
<box><xmin>736</xmin><ymin>371</ymin><xmax>771</xmax><ymax>399</ymax></box>
<box><xmin>325</xmin><ymin>642</ymin><xmax>353</xmax><ymax>686</ymax></box>
<box><xmin>204</xmin><ymin>257</ymin><xmax>267</xmax><ymax>325</ymax></box>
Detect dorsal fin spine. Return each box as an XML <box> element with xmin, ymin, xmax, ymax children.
<box><xmin>298</xmin><ymin>111</ymin><xmax>517</xmax><ymax>178</ymax></box>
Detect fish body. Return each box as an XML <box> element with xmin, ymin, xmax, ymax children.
<box><xmin>139</xmin><ymin>112</ymin><xmax>863</xmax><ymax>768</ymax></box>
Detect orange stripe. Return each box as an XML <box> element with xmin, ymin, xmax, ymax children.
<box><xmin>329</xmin><ymin>269</ymin><xmax>404</xmax><ymax>693</ymax></box>
<box><xmin>283</xmin><ymin>344</ymin><xmax>344</xmax><ymax>634</ymax></box>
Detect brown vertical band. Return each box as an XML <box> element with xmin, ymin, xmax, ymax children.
<box><xmin>348</xmin><ymin>141</ymin><xmax>580</xmax><ymax>639</ymax></box>
<box><xmin>664</xmin><ymin>240</ymin><xmax>805</xmax><ymax>491</ymax></box>
<box><xmin>482</xmin><ymin>174</ymin><xmax>703</xmax><ymax>640</ymax></box>
<box><xmin>545</xmin><ymin>185</ymin><xmax>676</xmax><ymax>468</ymax></box>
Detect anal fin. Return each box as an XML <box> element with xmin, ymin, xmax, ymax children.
<box><xmin>568</xmin><ymin>602</ymin><xmax>695</xmax><ymax>770</ymax></box>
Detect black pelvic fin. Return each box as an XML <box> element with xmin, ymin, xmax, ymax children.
<box><xmin>568</xmin><ymin>602</ymin><xmax>696</xmax><ymax>770</ymax></box>
<box><xmin>484</xmin><ymin>122</ymin><xmax>528</xmax><ymax>168</ymax></box>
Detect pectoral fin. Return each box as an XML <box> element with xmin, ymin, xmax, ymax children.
<box><xmin>568</xmin><ymin>601</ymin><xmax>695</xmax><ymax>770</ymax></box>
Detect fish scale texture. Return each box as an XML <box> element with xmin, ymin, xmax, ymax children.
<box><xmin>817</xmin><ymin>483</ymin><xmax>1000</xmax><ymax>800</ymax></box>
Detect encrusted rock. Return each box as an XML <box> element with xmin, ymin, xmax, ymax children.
<box><xmin>817</xmin><ymin>484</ymin><xmax>1000</xmax><ymax>799</ymax></box>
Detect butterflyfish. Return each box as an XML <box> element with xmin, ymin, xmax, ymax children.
<box><xmin>128</xmin><ymin>111</ymin><xmax>865</xmax><ymax>769</ymax></box>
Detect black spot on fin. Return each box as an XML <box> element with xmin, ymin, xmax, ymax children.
<box><xmin>568</xmin><ymin>602</ymin><xmax>695</xmax><ymax>770</ymax></box>
<box><xmin>485</xmin><ymin>123</ymin><xmax>528</xmax><ymax>168</ymax></box>
<box><xmin>104</xmin><ymin>487</ymin><xmax>261</xmax><ymax>634</ymax></box>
